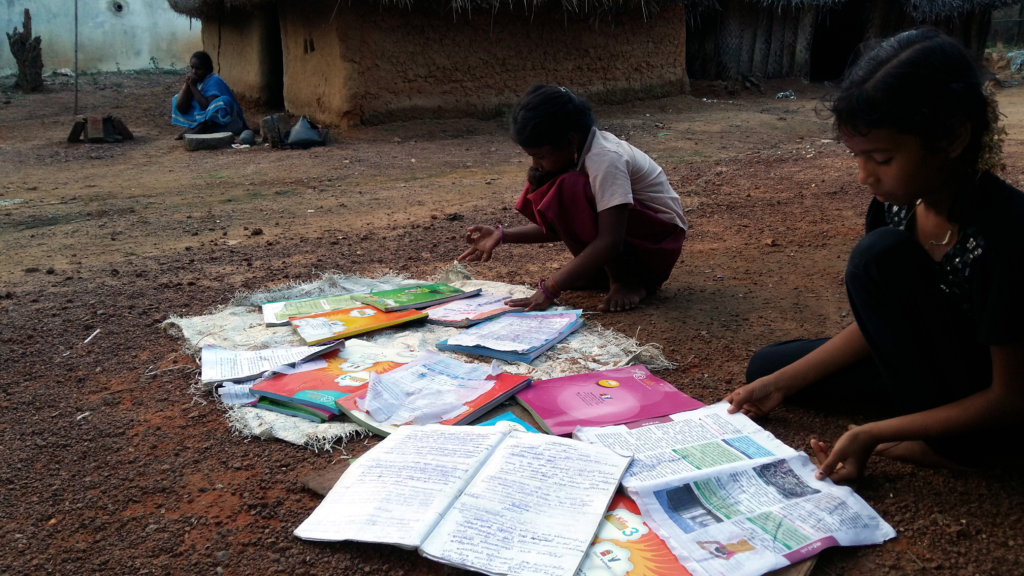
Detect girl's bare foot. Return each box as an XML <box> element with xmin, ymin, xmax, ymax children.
<box><xmin>600</xmin><ymin>283</ymin><xmax>646</xmax><ymax>312</ymax></box>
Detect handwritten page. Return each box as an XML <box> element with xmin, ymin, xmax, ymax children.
<box><xmin>419</xmin><ymin>432</ymin><xmax>632</xmax><ymax>576</ymax></box>
<box><xmin>293</xmin><ymin>425</ymin><xmax>508</xmax><ymax>547</ymax></box>
<box><xmin>199</xmin><ymin>343</ymin><xmax>339</xmax><ymax>383</ymax></box>
<box><xmin>217</xmin><ymin>382</ymin><xmax>257</xmax><ymax>405</ymax></box>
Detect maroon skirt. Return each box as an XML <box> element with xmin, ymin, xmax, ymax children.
<box><xmin>514</xmin><ymin>171</ymin><xmax>685</xmax><ymax>291</ymax></box>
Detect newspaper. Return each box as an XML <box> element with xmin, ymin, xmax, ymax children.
<box><xmin>574</xmin><ymin>402</ymin><xmax>896</xmax><ymax>576</ymax></box>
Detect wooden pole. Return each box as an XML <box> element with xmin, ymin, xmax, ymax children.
<box><xmin>75</xmin><ymin>0</ymin><xmax>79</xmax><ymax>115</ymax></box>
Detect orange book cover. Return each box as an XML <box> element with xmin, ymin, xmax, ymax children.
<box><xmin>289</xmin><ymin>305</ymin><xmax>427</xmax><ymax>345</ymax></box>
<box><xmin>578</xmin><ymin>492</ymin><xmax>693</xmax><ymax>576</ymax></box>
<box><xmin>250</xmin><ymin>348</ymin><xmax>404</xmax><ymax>415</ymax></box>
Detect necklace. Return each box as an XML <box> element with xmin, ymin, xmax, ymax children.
<box><xmin>929</xmin><ymin>229</ymin><xmax>953</xmax><ymax>246</ymax></box>
<box><xmin>915</xmin><ymin>200</ymin><xmax>955</xmax><ymax>246</ymax></box>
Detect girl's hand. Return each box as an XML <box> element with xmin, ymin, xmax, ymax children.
<box><xmin>457</xmin><ymin>225</ymin><xmax>500</xmax><ymax>263</ymax></box>
<box><xmin>723</xmin><ymin>376</ymin><xmax>786</xmax><ymax>417</ymax></box>
<box><xmin>811</xmin><ymin>425</ymin><xmax>877</xmax><ymax>484</ymax></box>
<box><xmin>505</xmin><ymin>290</ymin><xmax>552</xmax><ymax>312</ymax></box>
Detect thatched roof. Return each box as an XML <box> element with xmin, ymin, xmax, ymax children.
<box><xmin>167</xmin><ymin>0</ymin><xmax>689</xmax><ymax>18</ymax></box>
<box><xmin>722</xmin><ymin>0</ymin><xmax>1019</xmax><ymax>16</ymax></box>
<box><xmin>902</xmin><ymin>0</ymin><xmax>1020</xmax><ymax>19</ymax></box>
<box><xmin>168</xmin><ymin>0</ymin><xmax>842</xmax><ymax>19</ymax></box>
<box><xmin>166</xmin><ymin>0</ymin><xmax>1019</xmax><ymax>19</ymax></box>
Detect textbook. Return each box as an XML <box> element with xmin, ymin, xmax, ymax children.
<box><xmin>515</xmin><ymin>364</ymin><xmax>704</xmax><ymax>436</ymax></box>
<box><xmin>436</xmin><ymin>309</ymin><xmax>584</xmax><ymax>363</ymax></box>
<box><xmin>578</xmin><ymin>492</ymin><xmax>694</xmax><ymax>576</ymax></box>
<box><xmin>294</xmin><ymin>424</ymin><xmax>632</xmax><ymax>576</ymax></box>
<box><xmin>289</xmin><ymin>305</ymin><xmax>427</xmax><ymax>345</ymax></box>
<box><xmin>352</xmin><ymin>282</ymin><xmax>481</xmax><ymax>312</ymax></box>
<box><xmin>423</xmin><ymin>291</ymin><xmax>521</xmax><ymax>327</ymax></box>
<box><xmin>334</xmin><ymin>352</ymin><xmax>532</xmax><ymax>436</ymax></box>
<box><xmin>260</xmin><ymin>293</ymin><xmax>360</xmax><ymax>327</ymax></box>
<box><xmin>199</xmin><ymin>341</ymin><xmax>344</xmax><ymax>385</ymax></box>
<box><xmin>249</xmin><ymin>340</ymin><xmax>406</xmax><ymax>416</ymax></box>
<box><xmin>574</xmin><ymin>403</ymin><xmax>896</xmax><ymax>576</ymax></box>
<box><xmin>255</xmin><ymin>396</ymin><xmax>336</xmax><ymax>423</ymax></box>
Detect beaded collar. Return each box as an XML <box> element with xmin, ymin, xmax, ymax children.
<box><xmin>882</xmin><ymin>203</ymin><xmax>985</xmax><ymax>301</ymax></box>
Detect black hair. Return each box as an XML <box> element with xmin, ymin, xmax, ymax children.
<box><xmin>190</xmin><ymin>50</ymin><xmax>214</xmax><ymax>72</ymax></box>
<box><xmin>510</xmin><ymin>84</ymin><xmax>595</xmax><ymax>149</ymax></box>
<box><xmin>829</xmin><ymin>28</ymin><xmax>996</xmax><ymax>172</ymax></box>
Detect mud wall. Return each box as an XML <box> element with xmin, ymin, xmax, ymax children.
<box><xmin>276</xmin><ymin>2</ymin><xmax>687</xmax><ymax>127</ymax></box>
<box><xmin>199</xmin><ymin>6</ymin><xmax>283</xmax><ymax>109</ymax></box>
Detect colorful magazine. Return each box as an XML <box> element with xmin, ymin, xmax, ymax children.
<box><xmin>516</xmin><ymin>364</ymin><xmax>704</xmax><ymax>436</ymax></box>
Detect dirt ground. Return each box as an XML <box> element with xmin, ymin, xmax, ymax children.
<box><xmin>2</xmin><ymin>64</ymin><xmax>1024</xmax><ymax>576</ymax></box>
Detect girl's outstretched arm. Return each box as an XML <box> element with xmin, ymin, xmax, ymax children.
<box><xmin>813</xmin><ymin>340</ymin><xmax>1024</xmax><ymax>483</ymax></box>
<box><xmin>457</xmin><ymin>223</ymin><xmax>550</xmax><ymax>263</ymax></box>
<box><xmin>725</xmin><ymin>322</ymin><xmax>870</xmax><ymax>417</ymax></box>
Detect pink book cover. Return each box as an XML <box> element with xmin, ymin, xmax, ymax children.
<box><xmin>514</xmin><ymin>365</ymin><xmax>704</xmax><ymax>436</ymax></box>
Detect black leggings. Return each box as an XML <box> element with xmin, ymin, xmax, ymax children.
<box><xmin>747</xmin><ymin>227</ymin><xmax>993</xmax><ymax>466</ymax></box>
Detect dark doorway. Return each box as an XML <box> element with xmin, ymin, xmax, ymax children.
<box><xmin>810</xmin><ymin>1</ymin><xmax>866</xmax><ymax>82</ymax></box>
<box><xmin>262</xmin><ymin>8</ymin><xmax>285</xmax><ymax>110</ymax></box>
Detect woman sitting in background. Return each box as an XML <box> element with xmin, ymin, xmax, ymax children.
<box><xmin>171</xmin><ymin>50</ymin><xmax>246</xmax><ymax>138</ymax></box>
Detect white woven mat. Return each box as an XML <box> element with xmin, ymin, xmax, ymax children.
<box><xmin>163</xmin><ymin>268</ymin><xmax>672</xmax><ymax>451</ymax></box>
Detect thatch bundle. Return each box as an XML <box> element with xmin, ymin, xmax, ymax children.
<box><xmin>168</xmin><ymin>0</ymin><xmax>268</xmax><ymax>17</ymax></box>
<box><xmin>688</xmin><ymin>0</ymin><xmax>1019</xmax><ymax>16</ymax></box>
<box><xmin>168</xmin><ymin>0</ymin><xmax>696</xmax><ymax>18</ymax></box>
<box><xmin>903</xmin><ymin>0</ymin><xmax>1020</xmax><ymax>20</ymax></box>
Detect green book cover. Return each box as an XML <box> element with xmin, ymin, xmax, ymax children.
<box><xmin>261</xmin><ymin>294</ymin><xmax>361</xmax><ymax>326</ymax></box>
<box><xmin>255</xmin><ymin>396</ymin><xmax>334</xmax><ymax>423</ymax></box>
<box><xmin>352</xmin><ymin>283</ymin><xmax>481</xmax><ymax>312</ymax></box>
